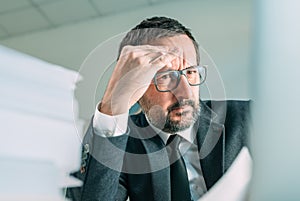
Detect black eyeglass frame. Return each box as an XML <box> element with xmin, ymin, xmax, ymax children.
<box><xmin>153</xmin><ymin>65</ymin><xmax>207</xmax><ymax>92</ymax></box>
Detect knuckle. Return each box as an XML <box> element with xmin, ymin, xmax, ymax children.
<box><xmin>120</xmin><ymin>45</ymin><xmax>133</xmax><ymax>55</ymax></box>
<box><xmin>135</xmin><ymin>57</ymin><xmax>144</xmax><ymax>65</ymax></box>
<box><xmin>128</xmin><ymin>51</ymin><xmax>137</xmax><ymax>59</ymax></box>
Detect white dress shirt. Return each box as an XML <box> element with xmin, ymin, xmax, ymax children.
<box><xmin>92</xmin><ymin>104</ymin><xmax>207</xmax><ymax>200</ymax></box>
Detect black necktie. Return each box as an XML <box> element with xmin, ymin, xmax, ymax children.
<box><xmin>166</xmin><ymin>134</ymin><xmax>191</xmax><ymax>201</ymax></box>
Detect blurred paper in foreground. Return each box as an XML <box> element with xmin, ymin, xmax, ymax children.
<box><xmin>199</xmin><ymin>147</ymin><xmax>252</xmax><ymax>201</ymax></box>
<box><xmin>0</xmin><ymin>45</ymin><xmax>83</xmax><ymax>200</ymax></box>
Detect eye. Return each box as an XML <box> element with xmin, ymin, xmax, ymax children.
<box><xmin>161</xmin><ymin>74</ymin><xmax>170</xmax><ymax>79</ymax></box>
<box><xmin>155</xmin><ymin>71</ymin><xmax>178</xmax><ymax>86</ymax></box>
<box><xmin>156</xmin><ymin>73</ymin><xmax>171</xmax><ymax>85</ymax></box>
<box><xmin>157</xmin><ymin>74</ymin><xmax>170</xmax><ymax>80</ymax></box>
<box><xmin>186</xmin><ymin>67</ymin><xmax>198</xmax><ymax>75</ymax></box>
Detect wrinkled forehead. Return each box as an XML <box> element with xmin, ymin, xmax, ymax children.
<box><xmin>148</xmin><ymin>34</ymin><xmax>198</xmax><ymax>69</ymax></box>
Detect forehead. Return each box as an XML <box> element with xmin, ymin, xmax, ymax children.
<box><xmin>148</xmin><ymin>34</ymin><xmax>197</xmax><ymax>68</ymax></box>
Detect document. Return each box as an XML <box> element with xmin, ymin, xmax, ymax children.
<box><xmin>199</xmin><ymin>147</ymin><xmax>252</xmax><ymax>201</ymax></box>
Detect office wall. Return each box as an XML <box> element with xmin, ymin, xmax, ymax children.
<box><xmin>0</xmin><ymin>0</ymin><xmax>252</xmax><ymax>120</ymax></box>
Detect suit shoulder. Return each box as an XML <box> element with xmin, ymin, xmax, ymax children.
<box><xmin>203</xmin><ymin>100</ymin><xmax>251</xmax><ymax>115</ymax></box>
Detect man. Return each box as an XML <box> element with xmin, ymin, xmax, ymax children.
<box><xmin>67</xmin><ymin>16</ymin><xmax>250</xmax><ymax>201</ymax></box>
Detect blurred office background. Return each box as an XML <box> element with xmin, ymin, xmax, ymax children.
<box><xmin>0</xmin><ymin>0</ymin><xmax>299</xmax><ymax>200</ymax></box>
<box><xmin>0</xmin><ymin>0</ymin><xmax>252</xmax><ymax>120</ymax></box>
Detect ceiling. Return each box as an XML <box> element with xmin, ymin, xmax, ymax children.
<box><xmin>0</xmin><ymin>0</ymin><xmax>176</xmax><ymax>40</ymax></box>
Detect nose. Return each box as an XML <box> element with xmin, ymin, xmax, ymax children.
<box><xmin>171</xmin><ymin>75</ymin><xmax>194</xmax><ymax>100</ymax></box>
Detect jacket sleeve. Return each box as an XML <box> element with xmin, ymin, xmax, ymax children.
<box><xmin>66</xmin><ymin>117</ymin><xmax>129</xmax><ymax>201</ymax></box>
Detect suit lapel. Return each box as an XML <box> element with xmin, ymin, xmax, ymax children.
<box><xmin>195</xmin><ymin>101</ymin><xmax>225</xmax><ymax>189</ymax></box>
<box><xmin>129</xmin><ymin>114</ymin><xmax>171</xmax><ymax>201</ymax></box>
<box><xmin>142</xmin><ymin>135</ymin><xmax>171</xmax><ymax>201</ymax></box>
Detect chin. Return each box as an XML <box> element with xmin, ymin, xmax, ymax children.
<box><xmin>163</xmin><ymin>109</ymin><xmax>199</xmax><ymax>133</ymax></box>
<box><xmin>163</xmin><ymin>119</ymin><xmax>194</xmax><ymax>133</ymax></box>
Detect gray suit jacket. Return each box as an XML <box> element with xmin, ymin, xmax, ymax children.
<box><xmin>66</xmin><ymin>100</ymin><xmax>251</xmax><ymax>201</ymax></box>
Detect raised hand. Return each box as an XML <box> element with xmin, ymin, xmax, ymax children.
<box><xmin>99</xmin><ymin>45</ymin><xmax>179</xmax><ymax>115</ymax></box>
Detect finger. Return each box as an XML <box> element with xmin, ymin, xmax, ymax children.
<box><xmin>149</xmin><ymin>51</ymin><xmax>178</xmax><ymax>72</ymax></box>
<box><xmin>179</xmin><ymin>48</ymin><xmax>184</xmax><ymax>69</ymax></box>
<box><xmin>120</xmin><ymin>45</ymin><xmax>169</xmax><ymax>57</ymax></box>
<box><xmin>133</xmin><ymin>50</ymin><xmax>172</xmax><ymax>66</ymax></box>
<box><xmin>166</xmin><ymin>47</ymin><xmax>183</xmax><ymax>69</ymax></box>
<box><xmin>151</xmin><ymin>48</ymin><xmax>180</xmax><ymax>66</ymax></box>
<box><xmin>144</xmin><ymin>51</ymin><xmax>166</xmax><ymax>63</ymax></box>
<box><xmin>139</xmin><ymin>45</ymin><xmax>171</xmax><ymax>53</ymax></box>
<box><xmin>118</xmin><ymin>46</ymin><xmax>170</xmax><ymax>67</ymax></box>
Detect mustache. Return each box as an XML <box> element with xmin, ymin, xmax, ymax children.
<box><xmin>167</xmin><ymin>99</ymin><xmax>196</xmax><ymax>112</ymax></box>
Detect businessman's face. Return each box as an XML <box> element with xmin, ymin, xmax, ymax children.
<box><xmin>139</xmin><ymin>35</ymin><xmax>200</xmax><ymax>133</ymax></box>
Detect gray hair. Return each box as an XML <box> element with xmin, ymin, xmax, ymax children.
<box><xmin>118</xmin><ymin>17</ymin><xmax>200</xmax><ymax>64</ymax></box>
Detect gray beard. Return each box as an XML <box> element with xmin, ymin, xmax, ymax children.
<box><xmin>142</xmin><ymin>100</ymin><xmax>200</xmax><ymax>133</ymax></box>
<box><xmin>162</xmin><ymin>107</ymin><xmax>200</xmax><ymax>133</ymax></box>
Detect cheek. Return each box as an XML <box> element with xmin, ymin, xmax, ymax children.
<box><xmin>143</xmin><ymin>85</ymin><xmax>175</xmax><ymax>109</ymax></box>
<box><xmin>189</xmin><ymin>87</ymin><xmax>200</xmax><ymax>106</ymax></box>
<box><xmin>194</xmin><ymin>88</ymin><xmax>200</xmax><ymax>98</ymax></box>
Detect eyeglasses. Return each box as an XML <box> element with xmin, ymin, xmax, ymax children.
<box><xmin>153</xmin><ymin>65</ymin><xmax>207</xmax><ymax>92</ymax></box>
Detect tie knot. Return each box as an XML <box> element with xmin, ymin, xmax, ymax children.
<box><xmin>166</xmin><ymin>134</ymin><xmax>181</xmax><ymax>149</ymax></box>
<box><xmin>166</xmin><ymin>134</ymin><xmax>182</xmax><ymax>162</ymax></box>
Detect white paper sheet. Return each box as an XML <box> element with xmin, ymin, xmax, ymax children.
<box><xmin>0</xmin><ymin>45</ymin><xmax>83</xmax><ymax>200</ymax></box>
<box><xmin>199</xmin><ymin>147</ymin><xmax>252</xmax><ymax>201</ymax></box>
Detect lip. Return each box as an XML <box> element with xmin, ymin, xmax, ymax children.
<box><xmin>172</xmin><ymin>108</ymin><xmax>184</xmax><ymax>114</ymax></box>
<box><xmin>170</xmin><ymin>105</ymin><xmax>191</xmax><ymax>113</ymax></box>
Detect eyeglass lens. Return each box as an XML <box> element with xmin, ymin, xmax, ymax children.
<box><xmin>155</xmin><ymin>66</ymin><xmax>206</xmax><ymax>92</ymax></box>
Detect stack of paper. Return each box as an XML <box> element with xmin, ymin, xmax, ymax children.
<box><xmin>0</xmin><ymin>45</ymin><xmax>83</xmax><ymax>200</ymax></box>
